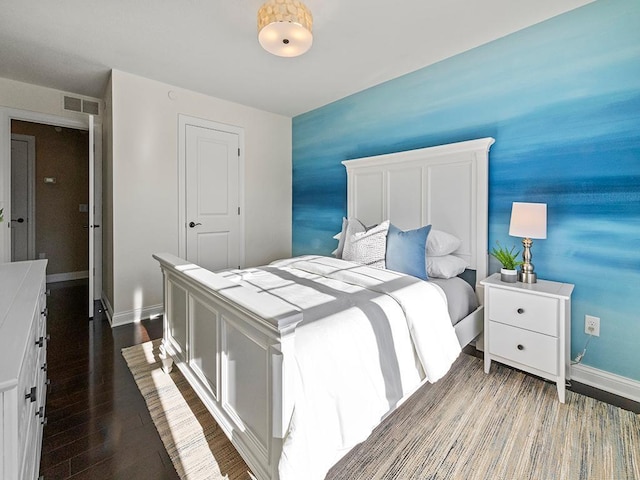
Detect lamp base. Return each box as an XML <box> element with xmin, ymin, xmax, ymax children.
<box><xmin>518</xmin><ymin>270</ymin><xmax>537</xmax><ymax>283</ymax></box>
<box><xmin>519</xmin><ymin>237</ymin><xmax>538</xmax><ymax>283</ymax></box>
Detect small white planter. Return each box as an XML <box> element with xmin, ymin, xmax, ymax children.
<box><xmin>500</xmin><ymin>268</ymin><xmax>518</xmax><ymax>283</ymax></box>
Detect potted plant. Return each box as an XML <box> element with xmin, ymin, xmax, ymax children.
<box><xmin>490</xmin><ymin>241</ymin><xmax>522</xmax><ymax>283</ymax></box>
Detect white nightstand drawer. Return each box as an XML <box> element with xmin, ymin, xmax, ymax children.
<box><xmin>489</xmin><ymin>288</ymin><xmax>558</xmax><ymax>336</ymax></box>
<box><xmin>489</xmin><ymin>321</ymin><xmax>558</xmax><ymax>375</ymax></box>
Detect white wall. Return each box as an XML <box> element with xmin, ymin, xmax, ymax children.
<box><xmin>0</xmin><ymin>77</ymin><xmax>99</xmax><ymax>120</ymax></box>
<box><xmin>108</xmin><ymin>70</ymin><xmax>292</xmax><ymax>325</ymax></box>
<box><xmin>0</xmin><ymin>78</ymin><xmax>101</xmax><ymax>262</ymax></box>
<box><xmin>102</xmin><ymin>76</ymin><xmax>114</xmax><ymax>311</ymax></box>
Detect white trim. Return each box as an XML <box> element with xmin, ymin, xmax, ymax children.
<box><xmin>177</xmin><ymin>114</ymin><xmax>246</xmax><ymax>267</ymax></box>
<box><xmin>110</xmin><ymin>303</ymin><xmax>164</xmax><ymax>327</ymax></box>
<box><xmin>1</xmin><ymin>107</ymin><xmax>103</xmax><ymax>312</ymax></box>
<box><xmin>1</xmin><ymin>108</ymin><xmax>89</xmax><ymax>263</ymax></box>
<box><xmin>46</xmin><ymin>270</ymin><xmax>89</xmax><ymax>283</ymax></box>
<box><xmin>572</xmin><ymin>363</ymin><xmax>640</xmax><ymax>403</ymax></box>
<box><xmin>101</xmin><ymin>291</ymin><xmax>114</xmax><ymax>324</ymax></box>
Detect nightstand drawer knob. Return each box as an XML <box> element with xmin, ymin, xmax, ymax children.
<box><xmin>517</xmin><ymin>308</ymin><xmax>525</xmax><ymax>314</ymax></box>
<box><xmin>517</xmin><ymin>344</ymin><xmax>524</xmax><ymax>350</ymax></box>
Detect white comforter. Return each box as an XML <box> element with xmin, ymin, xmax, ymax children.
<box><xmin>222</xmin><ymin>256</ymin><xmax>461</xmax><ymax>480</ymax></box>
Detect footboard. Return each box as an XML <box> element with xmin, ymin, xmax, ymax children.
<box><xmin>153</xmin><ymin>253</ymin><xmax>303</xmax><ymax>480</ymax></box>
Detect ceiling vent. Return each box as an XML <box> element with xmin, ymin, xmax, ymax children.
<box><xmin>62</xmin><ymin>95</ymin><xmax>100</xmax><ymax>116</ymax></box>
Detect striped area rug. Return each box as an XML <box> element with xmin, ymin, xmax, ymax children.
<box><xmin>122</xmin><ymin>340</ymin><xmax>640</xmax><ymax>480</ymax></box>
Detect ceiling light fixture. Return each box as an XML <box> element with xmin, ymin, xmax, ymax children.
<box><xmin>258</xmin><ymin>0</ymin><xmax>313</xmax><ymax>58</ymax></box>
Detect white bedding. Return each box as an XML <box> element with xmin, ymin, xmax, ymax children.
<box><xmin>221</xmin><ymin>256</ymin><xmax>461</xmax><ymax>480</ymax></box>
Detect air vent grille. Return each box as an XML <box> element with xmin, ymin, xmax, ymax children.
<box><xmin>82</xmin><ymin>100</ymin><xmax>100</xmax><ymax>115</ymax></box>
<box><xmin>62</xmin><ymin>95</ymin><xmax>100</xmax><ymax>116</ymax></box>
<box><xmin>63</xmin><ymin>95</ymin><xmax>82</xmax><ymax>112</ymax></box>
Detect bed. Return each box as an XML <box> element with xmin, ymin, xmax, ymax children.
<box><xmin>153</xmin><ymin>137</ymin><xmax>494</xmax><ymax>480</ymax></box>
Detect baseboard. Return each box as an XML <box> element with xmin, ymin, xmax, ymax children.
<box><xmin>101</xmin><ymin>292</ymin><xmax>114</xmax><ymax>325</ymax></box>
<box><xmin>110</xmin><ymin>303</ymin><xmax>164</xmax><ymax>327</ymax></box>
<box><xmin>571</xmin><ymin>364</ymin><xmax>640</xmax><ymax>403</ymax></box>
<box><xmin>46</xmin><ymin>270</ymin><xmax>89</xmax><ymax>283</ymax></box>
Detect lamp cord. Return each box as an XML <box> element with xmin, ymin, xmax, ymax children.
<box><xmin>571</xmin><ymin>334</ymin><xmax>593</xmax><ymax>365</ymax></box>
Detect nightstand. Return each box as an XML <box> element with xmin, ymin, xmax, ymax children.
<box><xmin>480</xmin><ymin>273</ymin><xmax>574</xmax><ymax>403</ymax></box>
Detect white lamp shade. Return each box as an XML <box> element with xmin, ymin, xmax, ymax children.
<box><xmin>258</xmin><ymin>0</ymin><xmax>313</xmax><ymax>57</ymax></box>
<box><xmin>259</xmin><ymin>21</ymin><xmax>313</xmax><ymax>57</ymax></box>
<box><xmin>509</xmin><ymin>202</ymin><xmax>547</xmax><ymax>239</ymax></box>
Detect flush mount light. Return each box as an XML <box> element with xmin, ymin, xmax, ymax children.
<box><xmin>257</xmin><ymin>0</ymin><xmax>313</xmax><ymax>57</ymax></box>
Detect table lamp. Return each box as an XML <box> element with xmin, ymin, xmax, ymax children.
<box><xmin>509</xmin><ymin>202</ymin><xmax>547</xmax><ymax>283</ymax></box>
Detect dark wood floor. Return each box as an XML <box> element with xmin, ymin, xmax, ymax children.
<box><xmin>40</xmin><ymin>280</ymin><xmax>179</xmax><ymax>479</ymax></box>
<box><xmin>40</xmin><ymin>280</ymin><xmax>639</xmax><ymax>480</ymax></box>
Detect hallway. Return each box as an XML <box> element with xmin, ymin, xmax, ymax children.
<box><xmin>39</xmin><ymin>280</ymin><xmax>179</xmax><ymax>479</ymax></box>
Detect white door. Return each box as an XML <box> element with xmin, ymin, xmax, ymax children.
<box><xmin>10</xmin><ymin>134</ymin><xmax>35</xmax><ymax>261</ymax></box>
<box><xmin>92</xmin><ymin>119</ymin><xmax>103</xmax><ymax>305</ymax></box>
<box><xmin>88</xmin><ymin>115</ymin><xmax>95</xmax><ymax>318</ymax></box>
<box><xmin>185</xmin><ymin>124</ymin><xmax>240</xmax><ymax>272</ymax></box>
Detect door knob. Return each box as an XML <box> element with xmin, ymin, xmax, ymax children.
<box><xmin>189</xmin><ymin>222</ymin><xmax>202</xmax><ymax>228</ymax></box>
<box><xmin>11</xmin><ymin>217</ymin><xmax>25</xmax><ymax>223</ymax></box>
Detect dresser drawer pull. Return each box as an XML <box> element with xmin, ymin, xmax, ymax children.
<box><xmin>25</xmin><ymin>386</ymin><xmax>37</xmax><ymax>403</ymax></box>
<box><xmin>41</xmin><ymin>362</ymin><xmax>47</xmax><ymax>372</ymax></box>
<box><xmin>41</xmin><ymin>307</ymin><xmax>48</xmax><ymax>317</ymax></box>
<box><xmin>517</xmin><ymin>344</ymin><xmax>524</xmax><ymax>351</ymax></box>
<box><xmin>36</xmin><ymin>334</ymin><xmax>51</xmax><ymax>347</ymax></box>
<box><xmin>36</xmin><ymin>406</ymin><xmax>44</xmax><ymax>418</ymax></box>
<box><xmin>517</xmin><ymin>308</ymin><xmax>525</xmax><ymax>314</ymax></box>
<box><xmin>41</xmin><ymin>416</ymin><xmax>48</xmax><ymax>426</ymax></box>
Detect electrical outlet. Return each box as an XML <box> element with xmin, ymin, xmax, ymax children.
<box><xmin>585</xmin><ymin>315</ymin><xmax>600</xmax><ymax>337</ymax></box>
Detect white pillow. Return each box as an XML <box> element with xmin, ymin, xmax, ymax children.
<box><xmin>427</xmin><ymin>229</ymin><xmax>462</xmax><ymax>257</ymax></box>
<box><xmin>427</xmin><ymin>254</ymin><xmax>468</xmax><ymax>279</ymax></box>
<box><xmin>331</xmin><ymin>217</ymin><xmax>349</xmax><ymax>258</ymax></box>
<box><xmin>342</xmin><ymin>220</ymin><xmax>389</xmax><ymax>269</ymax></box>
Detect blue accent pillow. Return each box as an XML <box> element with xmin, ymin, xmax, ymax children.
<box><xmin>385</xmin><ymin>223</ymin><xmax>431</xmax><ymax>280</ymax></box>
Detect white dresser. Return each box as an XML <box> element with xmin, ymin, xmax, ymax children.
<box><xmin>481</xmin><ymin>273</ymin><xmax>574</xmax><ymax>403</ymax></box>
<box><xmin>0</xmin><ymin>260</ymin><xmax>48</xmax><ymax>480</ymax></box>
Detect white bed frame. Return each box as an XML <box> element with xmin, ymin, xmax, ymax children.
<box><xmin>153</xmin><ymin>137</ymin><xmax>494</xmax><ymax>480</ymax></box>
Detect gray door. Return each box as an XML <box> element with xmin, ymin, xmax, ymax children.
<box><xmin>10</xmin><ymin>134</ymin><xmax>35</xmax><ymax>261</ymax></box>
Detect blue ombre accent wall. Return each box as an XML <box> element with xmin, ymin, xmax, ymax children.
<box><xmin>292</xmin><ymin>0</ymin><xmax>640</xmax><ymax>381</ymax></box>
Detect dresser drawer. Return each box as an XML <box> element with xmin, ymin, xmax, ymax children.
<box><xmin>489</xmin><ymin>321</ymin><xmax>558</xmax><ymax>375</ymax></box>
<box><xmin>18</xmin><ymin>318</ymin><xmax>39</xmax><ymax>445</ymax></box>
<box><xmin>488</xmin><ymin>288</ymin><xmax>558</xmax><ymax>336</ymax></box>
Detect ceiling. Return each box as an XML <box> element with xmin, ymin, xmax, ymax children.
<box><xmin>0</xmin><ymin>0</ymin><xmax>593</xmax><ymax>117</ymax></box>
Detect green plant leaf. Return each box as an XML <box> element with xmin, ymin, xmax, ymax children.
<box><xmin>490</xmin><ymin>241</ymin><xmax>523</xmax><ymax>270</ymax></box>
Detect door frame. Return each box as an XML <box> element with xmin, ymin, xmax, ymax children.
<box><xmin>0</xmin><ymin>107</ymin><xmax>103</xmax><ymax>302</ymax></box>
<box><xmin>177</xmin><ymin>114</ymin><xmax>245</xmax><ymax>267</ymax></box>
<box><xmin>10</xmin><ymin>133</ymin><xmax>36</xmax><ymax>260</ymax></box>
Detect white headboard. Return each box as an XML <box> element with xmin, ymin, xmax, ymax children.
<box><xmin>342</xmin><ymin>137</ymin><xmax>494</xmax><ymax>284</ymax></box>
